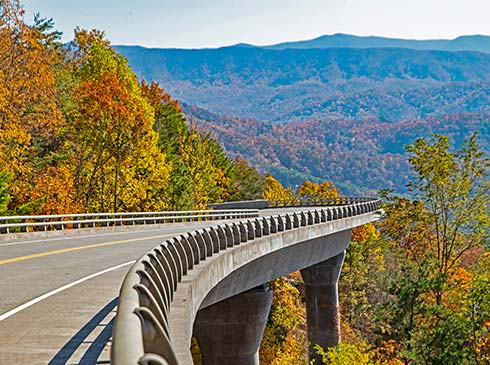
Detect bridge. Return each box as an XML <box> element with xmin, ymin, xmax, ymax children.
<box><xmin>0</xmin><ymin>198</ymin><xmax>382</xmax><ymax>365</ymax></box>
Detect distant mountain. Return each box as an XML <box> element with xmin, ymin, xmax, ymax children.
<box><xmin>184</xmin><ymin>104</ymin><xmax>489</xmax><ymax>195</ymax></box>
<box><xmin>115</xmin><ymin>38</ymin><xmax>490</xmax><ymax>194</ymax></box>
<box><xmin>117</xmin><ymin>45</ymin><xmax>490</xmax><ymax>124</ymax></box>
<box><xmin>263</xmin><ymin>33</ymin><xmax>490</xmax><ymax>53</ymax></box>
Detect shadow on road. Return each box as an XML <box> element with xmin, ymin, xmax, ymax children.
<box><xmin>49</xmin><ymin>297</ymin><xmax>117</xmax><ymax>365</ymax></box>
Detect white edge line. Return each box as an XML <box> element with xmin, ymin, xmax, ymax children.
<box><xmin>0</xmin><ymin>260</ymin><xmax>136</xmax><ymax>322</ymax></box>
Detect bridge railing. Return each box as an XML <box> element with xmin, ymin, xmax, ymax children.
<box><xmin>0</xmin><ymin>209</ymin><xmax>260</xmax><ymax>234</ymax></box>
<box><xmin>269</xmin><ymin>196</ymin><xmax>375</xmax><ymax>208</ymax></box>
<box><xmin>111</xmin><ymin>197</ymin><xmax>382</xmax><ymax>365</ymax></box>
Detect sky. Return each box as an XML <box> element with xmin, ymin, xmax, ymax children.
<box><xmin>22</xmin><ymin>0</ymin><xmax>490</xmax><ymax>49</ymax></box>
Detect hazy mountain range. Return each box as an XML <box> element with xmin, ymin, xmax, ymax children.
<box><xmin>259</xmin><ymin>33</ymin><xmax>490</xmax><ymax>53</ymax></box>
<box><xmin>115</xmin><ymin>34</ymin><xmax>490</xmax><ymax>194</ymax></box>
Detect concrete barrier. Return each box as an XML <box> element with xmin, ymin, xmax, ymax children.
<box><xmin>112</xmin><ymin>198</ymin><xmax>383</xmax><ymax>365</ymax></box>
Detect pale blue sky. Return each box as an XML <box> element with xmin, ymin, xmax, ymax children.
<box><xmin>22</xmin><ymin>0</ymin><xmax>490</xmax><ymax>48</ymax></box>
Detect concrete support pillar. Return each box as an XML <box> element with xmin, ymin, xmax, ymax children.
<box><xmin>300</xmin><ymin>251</ymin><xmax>346</xmax><ymax>364</ymax></box>
<box><xmin>193</xmin><ymin>285</ymin><xmax>273</xmax><ymax>365</ymax></box>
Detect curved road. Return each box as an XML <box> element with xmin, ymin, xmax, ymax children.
<box><xmin>0</xmin><ymin>208</ymin><xmax>308</xmax><ymax>364</ymax></box>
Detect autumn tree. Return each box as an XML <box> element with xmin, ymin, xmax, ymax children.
<box><xmin>339</xmin><ymin>223</ymin><xmax>384</xmax><ymax>340</ymax></box>
<box><xmin>260</xmin><ymin>276</ymin><xmax>307</xmax><ymax>365</ymax></box>
<box><xmin>0</xmin><ymin>0</ymin><xmax>80</xmax><ymax>214</ymax></box>
<box><xmin>142</xmin><ymin>79</ymin><xmax>240</xmax><ymax>209</ymax></box>
<box><xmin>178</xmin><ymin>132</ymin><xmax>236</xmax><ymax>208</ymax></box>
<box><xmin>263</xmin><ymin>174</ymin><xmax>294</xmax><ymax>202</ymax></box>
<box><xmin>377</xmin><ymin>133</ymin><xmax>489</xmax><ymax>364</ymax></box>
<box><xmin>68</xmin><ymin>30</ymin><xmax>169</xmax><ymax>212</ymax></box>
<box><xmin>296</xmin><ymin>180</ymin><xmax>339</xmax><ymax>200</ymax></box>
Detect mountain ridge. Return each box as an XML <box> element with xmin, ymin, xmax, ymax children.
<box><xmin>116</xmin><ymin>45</ymin><xmax>490</xmax><ymax>124</ymax></box>
<box><xmin>262</xmin><ymin>33</ymin><xmax>490</xmax><ymax>53</ymax></box>
<box><xmin>116</xmin><ymin>33</ymin><xmax>490</xmax><ymax>53</ymax></box>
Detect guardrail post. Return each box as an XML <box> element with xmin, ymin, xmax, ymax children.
<box><xmin>193</xmin><ymin>285</ymin><xmax>272</xmax><ymax>365</ymax></box>
<box><xmin>300</xmin><ymin>251</ymin><xmax>346</xmax><ymax>364</ymax></box>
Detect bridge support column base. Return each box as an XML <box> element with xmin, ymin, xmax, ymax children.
<box><xmin>300</xmin><ymin>251</ymin><xmax>346</xmax><ymax>364</ymax></box>
<box><xmin>193</xmin><ymin>285</ymin><xmax>273</xmax><ymax>365</ymax></box>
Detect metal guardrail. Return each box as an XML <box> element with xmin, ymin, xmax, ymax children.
<box><xmin>111</xmin><ymin>198</ymin><xmax>382</xmax><ymax>365</ymax></box>
<box><xmin>0</xmin><ymin>210</ymin><xmax>259</xmax><ymax>234</ymax></box>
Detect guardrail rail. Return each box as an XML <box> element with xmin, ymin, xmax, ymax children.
<box><xmin>0</xmin><ymin>209</ymin><xmax>259</xmax><ymax>234</ymax></box>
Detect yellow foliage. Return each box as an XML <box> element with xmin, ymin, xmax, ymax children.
<box><xmin>263</xmin><ymin>174</ymin><xmax>294</xmax><ymax>202</ymax></box>
<box><xmin>260</xmin><ymin>275</ymin><xmax>308</xmax><ymax>364</ymax></box>
<box><xmin>314</xmin><ymin>342</ymin><xmax>373</xmax><ymax>365</ymax></box>
<box><xmin>14</xmin><ymin>165</ymin><xmax>82</xmax><ymax>215</ymax></box>
<box><xmin>116</xmin><ymin>134</ymin><xmax>171</xmax><ymax>211</ymax></box>
<box><xmin>297</xmin><ymin>180</ymin><xmax>339</xmax><ymax>199</ymax></box>
<box><xmin>0</xmin><ymin>0</ymin><xmax>65</xmax><ymax>212</ymax></box>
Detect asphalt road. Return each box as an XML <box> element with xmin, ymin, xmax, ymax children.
<box><xmin>0</xmin><ymin>220</ymin><xmax>245</xmax><ymax>364</ymax></box>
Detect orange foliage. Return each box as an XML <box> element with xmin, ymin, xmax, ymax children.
<box><xmin>0</xmin><ymin>0</ymin><xmax>67</xmax><ymax>212</ymax></box>
<box><xmin>352</xmin><ymin>223</ymin><xmax>379</xmax><ymax>245</ymax></box>
<box><xmin>14</xmin><ymin>166</ymin><xmax>82</xmax><ymax>214</ymax></box>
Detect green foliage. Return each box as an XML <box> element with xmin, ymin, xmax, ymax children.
<box><xmin>313</xmin><ymin>343</ymin><xmax>373</xmax><ymax>365</ymax></box>
<box><xmin>230</xmin><ymin>157</ymin><xmax>266</xmax><ymax>201</ymax></box>
<box><xmin>0</xmin><ymin>172</ymin><xmax>11</xmax><ymax>214</ymax></box>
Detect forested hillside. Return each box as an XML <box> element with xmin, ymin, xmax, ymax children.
<box><xmin>116</xmin><ymin>44</ymin><xmax>490</xmax><ymax>124</ymax></box>
<box><xmin>115</xmin><ymin>42</ymin><xmax>490</xmax><ymax>194</ymax></box>
<box><xmin>185</xmin><ymin>104</ymin><xmax>489</xmax><ymax>194</ymax></box>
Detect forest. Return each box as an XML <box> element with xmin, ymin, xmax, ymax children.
<box><xmin>185</xmin><ymin>105</ymin><xmax>489</xmax><ymax>195</ymax></box>
<box><xmin>0</xmin><ymin>0</ymin><xmax>273</xmax><ymax>216</ymax></box>
<box><xmin>1</xmin><ymin>1</ymin><xmax>489</xmax><ymax>364</ymax></box>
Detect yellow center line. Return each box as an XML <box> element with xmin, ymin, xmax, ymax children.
<box><xmin>0</xmin><ymin>233</ymin><xmax>175</xmax><ymax>265</ymax></box>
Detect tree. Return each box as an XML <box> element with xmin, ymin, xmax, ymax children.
<box><xmin>404</xmin><ymin>134</ymin><xmax>489</xmax><ymax>298</ymax></box>
<box><xmin>68</xmin><ymin>31</ymin><xmax>167</xmax><ymax>212</ymax></box>
<box><xmin>230</xmin><ymin>157</ymin><xmax>266</xmax><ymax>201</ymax></box>
<box><xmin>178</xmin><ymin>131</ymin><xmax>235</xmax><ymax>208</ymax></box>
<box><xmin>339</xmin><ymin>223</ymin><xmax>383</xmax><ymax>341</ymax></box>
<box><xmin>377</xmin><ymin>133</ymin><xmax>489</xmax><ymax>364</ymax></box>
<box><xmin>260</xmin><ymin>275</ymin><xmax>307</xmax><ymax>365</ymax></box>
<box><xmin>0</xmin><ymin>0</ymin><xmax>74</xmax><ymax>214</ymax></box>
<box><xmin>297</xmin><ymin>180</ymin><xmax>339</xmax><ymax>200</ymax></box>
<box><xmin>263</xmin><ymin>174</ymin><xmax>294</xmax><ymax>202</ymax></box>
